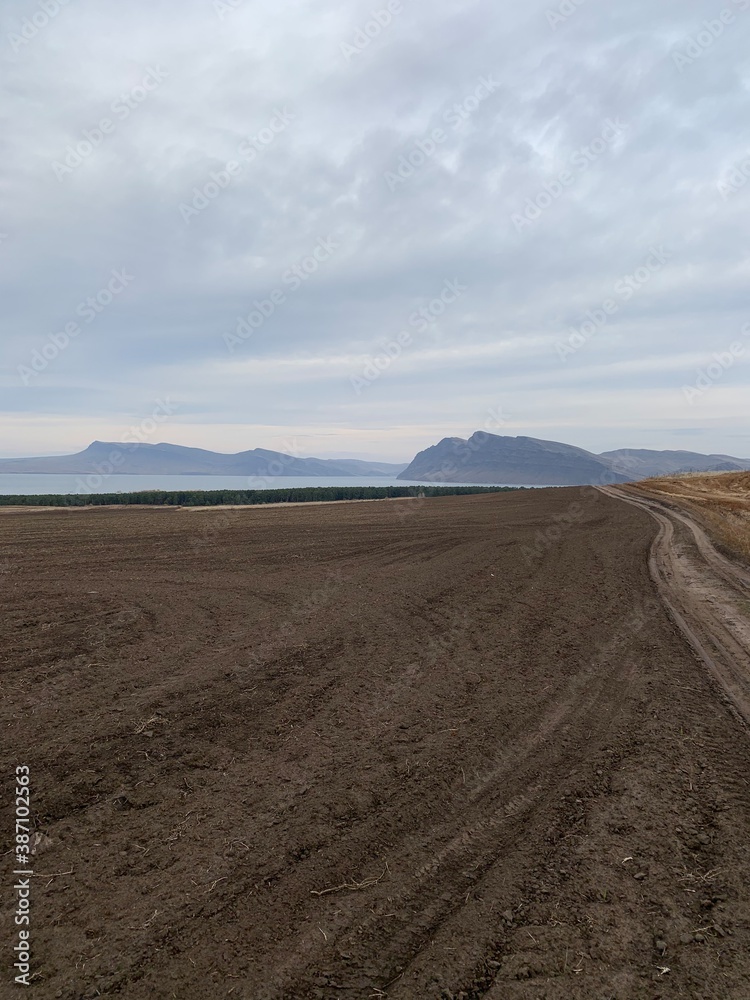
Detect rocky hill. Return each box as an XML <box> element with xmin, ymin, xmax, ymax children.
<box><xmin>398</xmin><ymin>434</ymin><xmax>630</xmax><ymax>486</ymax></box>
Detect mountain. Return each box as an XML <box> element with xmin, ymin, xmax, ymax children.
<box><xmin>4</xmin><ymin>438</ymin><xmax>749</xmax><ymax>486</ymax></box>
<box><xmin>398</xmin><ymin>435</ymin><xmax>750</xmax><ymax>485</ymax></box>
<box><xmin>0</xmin><ymin>441</ymin><xmax>409</xmax><ymax>478</ymax></box>
<box><xmin>324</xmin><ymin>458</ymin><xmax>415</xmax><ymax>477</ymax></box>
<box><xmin>397</xmin><ymin>434</ymin><xmax>630</xmax><ymax>486</ymax></box>
<box><xmin>600</xmin><ymin>448</ymin><xmax>750</xmax><ymax>479</ymax></box>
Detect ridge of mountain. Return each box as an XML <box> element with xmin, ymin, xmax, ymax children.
<box><xmin>397</xmin><ymin>434</ymin><xmax>750</xmax><ymax>486</ymax></box>
<box><xmin>2</xmin><ymin>438</ymin><xmax>749</xmax><ymax>486</ymax></box>
<box><xmin>0</xmin><ymin>441</ymin><xmax>409</xmax><ymax>478</ymax></box>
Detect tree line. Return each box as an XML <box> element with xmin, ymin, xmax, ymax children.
<box><xmin>0</xmin><ymin>485</ymin><xmax>522</xmax><ymax>507</ymax></box>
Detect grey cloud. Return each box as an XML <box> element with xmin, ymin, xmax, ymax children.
<box><xmin>1</xmin><ymin>0</ymin><xmax>748</xmax><ymax>459</ymax></box>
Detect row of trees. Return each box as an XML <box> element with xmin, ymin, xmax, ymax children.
<box><xmin>0</xmin><ymin>485</ymin><xmax>521</xmax><ymax>507</ymax></box>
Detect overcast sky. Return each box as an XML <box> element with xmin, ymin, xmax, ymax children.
<box><xmin>2</xmin><ymin>0</ymin><xmax>749</xmax><ymax>461</ymax></box>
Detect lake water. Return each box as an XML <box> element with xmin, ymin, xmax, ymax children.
<box><xmin>0</xmin><ymin>474</ymin><xmax>523</xmax><ymax>496</ymax></box>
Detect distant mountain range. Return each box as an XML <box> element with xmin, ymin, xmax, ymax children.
<box><xmin>0</xmin><ymin>441</ymin><xmax>408</xmax><ymax>479</ymax></box>
<box><xmin>1</xmin><ymin>436</ymin><xmax>749</xmax><ymax>486</ymax></box>
<box><xmin>397</xmin><ymin>434</ymin><xmax>750</xmax><ymax>486</ymax></box>
<box><xmin>599</xmin><ymin>448</ymin><xmax>750</xmax><ymax>480</ymax></box>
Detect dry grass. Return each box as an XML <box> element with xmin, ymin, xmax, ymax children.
<box><xmin>636</xmin><ymin>471</ymin><xmax>750</xmax><ymax>564</ymax></box>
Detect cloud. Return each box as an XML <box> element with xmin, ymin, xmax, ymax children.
<box><xmin>1</xmin><ymin>0</ymin><xmax>749</xmax><ymax>460</ymax></box>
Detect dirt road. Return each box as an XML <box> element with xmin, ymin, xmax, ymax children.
<box><xmin>2</xmin><ymin>488</ymin><xmax>750</xmax><ymax>999</ymax></box>
<box><xmin>603</xmin><ymin>484</ymin><xmax>750</xmax><ymax>728</ymax></box>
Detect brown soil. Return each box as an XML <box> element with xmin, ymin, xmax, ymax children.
<box><xmin>2</xmin><ymin>488</ymin><xmax>750</xmax><ymax>999</ymax></box>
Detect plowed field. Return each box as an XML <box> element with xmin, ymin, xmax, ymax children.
<box><xmin>2</xmin><ymin>488</ymin><xmax>749</xmax><ymax>999</ymax></box>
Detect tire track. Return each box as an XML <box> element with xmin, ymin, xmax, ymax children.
<box><xmin>600</xmin><ymin>485</ymin><xmax>750</xmax><ymax>728</ymax></box>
